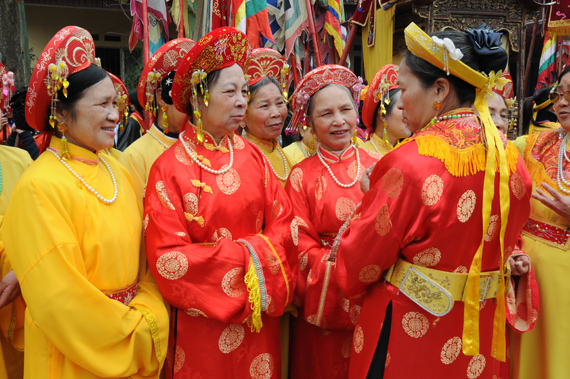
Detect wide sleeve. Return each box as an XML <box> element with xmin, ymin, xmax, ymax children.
<box><xmin>144</xmin><ymin>157</ymin><xmax>296</xmax><ymax>329</ymax></box>
<box><xmin>285</xmin><ymin>175</ymin><xmax>355</xmax><ymax>331</ymax></box>
<box><xmin>0</xmin><ymin>239</ymin><xmax>25</xmax><ymax>352</ymax></box>
<box><xmin>3</xmin><ymin>178</ymin><xmax>169</xmax><ymax>378</ymax></box>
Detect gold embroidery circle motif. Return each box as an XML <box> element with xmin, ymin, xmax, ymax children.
<box><xmin>358</xmin><ymin>265</ymin><xmax>382</xmax><ymax>283</ymax></box>
<box><xmin>457</xmin><ymin>190</ymin><xmax>476</xmax><ymax>223</ymax></box>
<box><xmin>421</xmin><ymin>175</ymin><xmax>444</xmax><ymax>206</ymax></box>
<box><xmin>467</xmin><ymin>355</ymin><xmax>486</xmax><ymax>379</ymax></box>
<box><xmin>350</xmin><ymin>305</ymin><xmax>362</xmax><ymax>325</ymax></box>
<box><xmin>402</xmin><ymin>311</ymin><xmax>429</xmax><ymax>338</ymax></box>
<box><xmin>412</xmin><ymin>247</ymin><xmax>442</xmax><ymax>267</ymax></box>
<box><xmin>143</xmin><ymin>214</ymin><xmax>149</xmax><ymax>234</ymax></box>
<box><xmin>291</xmin><ymin>218</ymin><xmax>299</xmax><ymax>246</ymax></box>
<box><xmin>265</xmin><ymin>250</ymin><xmax>280</xmax><ymax>275</ymax></box>
<box><xmin>211</xmin><ymin>228</ymin><xmax>233</xmax><ymax>243</ymax></box>
<box><xmin>221</xmin><ymin>267</ymin><xmax>245</xmax><ymax>297</ymax></box>
<box><xmin>510</xmin><ymin>172</ymin><xmax>526</xmax><ymax>200</ymax></box>
<box><xmin>232</xmin><ymin>133</ymin><xmax>245</xmax><ymax>149</ymax></box>
<box><xmin>249</xmin><ymin>353</ymin><xmax>274</xmax><ymax>379</ymax></box>
<box><xmin>454</xmin><ymin>266</ymin><xmax>468</xmax><ymax>273</ymax></box>
<box><xmin>375</xmin><ymin>204</ymin><xmax>391</xmax><ymax>236</ymax></box>
<box><xmin>218</xmin><ymin>324</ymin><xmax>245</xmax><ymax>354</ymax></box>
<box><xmin>255</xmin><ymin>211</ymin><xmax>264</xmax><ymax>233</ymax></box>
<box><xmin>175</xmin><ymin>144</ymin><xmax>192</xmax><ymax>165</ymax></box>
<box><xmin>341</xmin><ymin>336</ymin><xmax>352</xmax><ymax>358</ymax></box>
<box><xmin>353</xmin><ymin>325</ymin><xmax>364</xmax><ymax>353</ymax></box>
<box><xmin>348</xmin><ymin>160</ymin><xmax>365</xmax><ymax>181</ymax></box>
<box><xmin>381</xmin><ymin>168</ymin><xmax>404</xmax><ymax>198</ymax></box>
<box><xmin>290</xmin><ymin>167</ymin><xmax>303</xmax><ymax>192</ymax></box>
<box><xmin>385</xmin><ymin>352</ymin><xmax>391</xmax><ymax>368</ymax></box>
<box><xmin>173</xmin><ymin>345</ymin><xmax>185</xmax><ymax>373</ymax></box>
<box><xmin>336</xmin><ymin>197</ymin><xmax>356</xmax><ymax>221</ymax></box>
<box><xmin>298</xmin><ymin>252</ymin><xmax>308</xmax><ymax>271</ymax></box>
<box><xmin>216</xmin><ymin>166</ymin><xmax>241</xmax><ymax>195</ymax></box>
<box><xmin>440</xmin><ymin>336</ymin><xmax>462</xmax><ymax>364</ymax></box>
<box><xmin>272</xmin><ymin>200</ymin><xmax>283</xmax><ymax>219</ymax></box>
<box><xmin>156</xmin><ymin>181</ymin><xmax>175</xmax><ymax>210</ymax></box>
<box><xmin>183</xmin><ymin>193</ymin><xmax>199</xmax><ymax>214</ymax></box>
<box><xmin>485</xmin><ymin>214</ymin><xmax>499</xmax><ymax>242</ymax></box>
<box><xmin>315</xmin><ymin>175</ymin><xmax>327</xmax><ymax>200</ymax></box>
<box><xmin>156</xmin><ymin>251</ymin><xmax>188</xmax><ymax>280</ymax></box>
<box><xmin>185</xmin><ymin>308</ymin><xmax>207</xmax><ymax>317</ymax></box>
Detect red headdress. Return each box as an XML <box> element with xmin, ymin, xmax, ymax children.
<box><xmin>107</xmin><ymin>72</ymin><xmax>129</xmax><ymax>127</ymax></box>
<box><xmin>25</xmin><ymin>26</ymin><xmax>99</xmax><ymax>133</ymax></box>
<box><xmin>0</xmin><ymin>63</ymin><xmax>15</xmax><ymax>115</ymax></box>
<box><xmin>172</xmin><ymin>27</ymin><xmax>251</xmax><ymax>143</ymax></box>
<box><xmin>361</xmin><ymin>64</ymin><xmax>399</xmax><ymax>133</ymax></box>
<box><xmin>493</xmin><ymin>71</ymin><xmax>515</xmax><ymax>110</ymax></box>
<box><xmin>289</xmin><ymin>64</ymin><xmax>364</xmax><ymax>132</ymax></box>
<box><xmin>137</xmin><ymin>38</ymin><xmax>195</xmax><ymax>124</ymax></box>
<box><xmin>247</xmin><ymin>48</ymin><xmax>292</xmax><ymax>98</ymax></box>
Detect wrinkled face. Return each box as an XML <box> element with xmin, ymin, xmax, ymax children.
<box><xmin>200</xmin><ymin>64</ymin><xmax>248</xmax><ymax>141</ymax></box>
<box><xmin>398</xmin><ymin>58</ymin><xmax>437</xmax><ymax>132</ymax></box>
<box><xmin>308</xmin><ymin>84</ymin><xmax>357</xmax><ymax>152</ymax></box>
<box><xmin>383</xmin><ymin>90</ymin><xmax>411</xmax><ymax>143</ymax></box>
<box><xmin>554</xmin><ymin>72</ymin><xmax>570</xmax><ymax>132</ymax></box>
<box><xmin>60</xmin><ymin>76</ymin><xmax>119</xmax><ymax>152</ymax></box>
<box><xmin>245</xmin><ymin>82</ymin><xmax>288</xmax><ymax>140</ymax></box>
<box><xmin>487</xmin><ymin>92</ymin><xmax>508</xmax><ymax>135</ymax></box>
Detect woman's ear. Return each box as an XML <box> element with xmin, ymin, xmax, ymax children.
<box><xmin>433</xmin><ymin>77</ymin><xmax>452</xmax><ymax>103</ymax></box>
<box><xmin>53</xmin><ymin>99</ymin><xmax>67</xmax><ymax>124</ymax></box>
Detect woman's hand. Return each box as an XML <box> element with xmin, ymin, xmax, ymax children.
<box><xmin>508</xmin><ymin>255</ymin><xmax>530</xmax><ymax>276</ymax></box>
<box><xmin>360</xmin><ymin>162</ymin><xmax>376</xmax><ymax>194</ymax></box>
<box><xmin>0</xmin><ymin>270</ymin><xmax>21</xmax><ymax>309</ymax></box>
<box><xmin>532</xmin><ymin>182</ymin><xmax>570</xmax><ymax>220</ymax></box>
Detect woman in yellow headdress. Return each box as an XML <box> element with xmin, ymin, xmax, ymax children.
<box><xmin>334</xmin><ymin>24</ymin><xmax>538</xmax><ymax>378</ymax></box>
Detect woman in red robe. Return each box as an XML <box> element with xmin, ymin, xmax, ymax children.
<box><xmin>335</xmin><ymin>23</ymin><xmax>538</xmax><ymax>379</ymax></box>
<box><xmin>286</xmin><ymin>65</ymin><xmax>379</xmax><ymax>379</ymax></box>
<box><xmin>144</xmin><ymin>28</ymin><xmax>297</xmax><ymax>378</ymax></box>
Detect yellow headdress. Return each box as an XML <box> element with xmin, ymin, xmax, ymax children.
<box><xmin>405</xmin><ymin>22</ymin><xmax>510</xmax><ymax>362</ymax></box>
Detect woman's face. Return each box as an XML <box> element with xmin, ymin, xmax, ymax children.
<box><xmin>383</xmin><ymin>90</ymin><xmax>411</xmax><ymax>144</ymax></box>
<box><xmin>487</xmin><ymin>92</ymin><xmax>508</xmax><ymax>135</ymax></box>
<box><xmin>554</xmin><ymin>72</ymin><xmax>570</xmax><ymax>132</ymax></box>
<box><xmin>245</xmin><ymin>81</ymin><xmax>287</xmax><ymax>140</ymax></box>
<box><xmin>398</xmin><ymin>58</ymin><xmax>437</xmax><ymax>133</ymax></box>
<box><xmin>200</xmin><ymin>63</ymin><xmax>248</xmax><ymax>141</ymax></box>
<box><xmin>309</xmin><ymin>84</ymin><xmax>357</xmax><ymax>152</ymax></box>
<box><xmin>59</xmin><ymin>76</ymin><xmax>119</xmax><ymax>152</ymax></box>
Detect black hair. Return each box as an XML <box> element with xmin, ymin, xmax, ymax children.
<box><xmin>9</xmin><ymin>86</ymin><xmax>34</xmax><ymax>132</ymax></box>
<box><xmin>372</xmin><ymin>87</ymin><xmax>401</xmax><ymax>131</ymax></box>
<box><xmin>404</xmin><ymin>29</ymin><xmax>507</xmax><ymax>105</ymax></box>
<box><xmin>185</xmin><ymin>69</ymin><xmax>221</xmax><ymax>117</ymax></box>
<box><xmin>521</xmin><ymin>85</ymin><xmax>557</xmax><ymax>134</ymax></box>
<box><xmin>248</xmin><ymin>76</ymin><xmax>282</xmax><ymax>100</ymax></box>
<box><xmin>55</xmin><ymin>64</ymin><xmax>109</xmax><ymax>123</ymax></box>
<box><xmin>160</xmin><ymin>71</ymin><xmax>175</xmax><ymax>105</ymax></box>
<box><xmin>558</xmin><ymin>66</ymin><xmax>570</xmax><ymax>85</ymax></box>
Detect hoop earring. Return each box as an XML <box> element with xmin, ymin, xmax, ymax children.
<box><xmin>161</xmin><ymin>105</ymin><xmax>169</xmax><ymax>134</ymax></box>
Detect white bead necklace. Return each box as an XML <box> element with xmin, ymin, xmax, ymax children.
<box><xmin>244</xmin><ymin>135</ymin><xmax>290</xmax><ymax>181</ymax></box>
<box><xmin>148</xmin><ymin>126</ymin><xmax>170</xmax><ymax>150</ymax></box>
<box><xmin>47</xmin><ymin>148</ymin><xmax>118</xmax><ymax>204</ymax></box>
<box><xmin>179</xmin><ymin>130</ymin><xmax>234</xmax><ymax>175</ymax></box>
<box><xmin>557</xmin><ymin>132</ymin><xmax>570</xmax><ymax>194</ymax></box>
<box><xmin>317</xmin><ymin>145</ymin><xmax>361</xmax><ymax>188</ymax></box>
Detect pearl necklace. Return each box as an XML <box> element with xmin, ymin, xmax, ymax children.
<box><xmin>423</xmin><ymin>112</ymin><xmax>474</xmax><ymax>130</ymax></box>
<box><xmin>557</xmin><ymin>132</ymin><xmax>570</xmax><ymax>194</ymax></box>
<box><xmin>179</xmin><ymin>130</ymin><xmax>234</xmax><ymax>175</ymax></box>
<box><xmin>47</xmin><ymin>148</ymin><xmax>118</xmax><ymax>204</ymax></box>
<box><xmin>244</xmin><ymin>135</ymin><xmax>290</xmax><ymax>181</ymax></box>
<box><xmin>317</xmin><ymin>146</ymin><xmax>361</xmax><ymax>188</ymax></box>
<box><xmin>148</xmin><ymin>126</ymin><xmax>170</xmax><ymax>150</ymax></box>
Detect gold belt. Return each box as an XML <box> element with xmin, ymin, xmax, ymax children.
<box><xmin>385</xmin><ymin>258</ymin><xmax>505</xmax><ymax>317</ymax></box>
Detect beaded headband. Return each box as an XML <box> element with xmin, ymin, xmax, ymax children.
<box><xmin>247</xmin><ymin>48</ymin><xmax>292</xmax><ymax>99</ymax></box>
<box><xmin>362</xmin><ymin>64</ymin><xmax>399</xmax><ymax>132</ymax></box>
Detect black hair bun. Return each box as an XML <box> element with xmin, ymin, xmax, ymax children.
<box><xmin>465</xmin><ymin>25</ymin><xmax>508</xmax><ymax>76</ymax></box>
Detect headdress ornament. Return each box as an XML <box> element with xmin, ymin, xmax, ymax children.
<box><xmin>289</xmin><ymin>64</ymin><xmax>364</xmax><ymax>132</ymax></box>
<box><xmin>108</xmin><ymin>72</ymin><xmax>129</xmax><ymax>130</ymax></box>
<box><xmin>405</xmin><ymin>22</ymin><xmax>510</xmax><ymax>363</ymax></box>
<box><xmin>138</xmin><ymin>38</ymin><xmax>195</xmax><ymax>122</ymax></box>
<box><xmin>25</xmin><ymin>26</ymin><xmax>100</xmax><ymax>132</ymax></box>
<box><xmin>362</xmin><ymin>64</ymin><xmax>399</xmax><ymax>133</ymax></box>
<box><xmin>247</xmin><ymin>48</ymin><xmax>292</xmax><ymax>99</ymax></box>
<box><xmin>0</xmin><ymin>63</ymin><xmax>15</xmax><ymax>115</ymax></box>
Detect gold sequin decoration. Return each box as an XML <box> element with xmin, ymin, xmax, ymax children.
<box><xmin>218</xmin><ymin>324</ymin><xmax>245</xmax><ymax>354</ymax></box>
<box><xmin>298</xmin><ymin>251</ymin><xmax>308</xmax><ymax>271</ymax></box>
<box><xmin>216</xmin><ymin>166</ymin><xmax>241</xmax><ymax>195</ymax></box>
<box><xmin>358</xmin><ymin>265</ymin><xmax>382</xmax><ymax>283</ymax></box>
<box><xmin>349</xmin><ymin>305</ymin><xmax>362</xmax><ymax>325</ymax></box>
<box><xmin>375</xmin><ymin>204</ymin><xmax>391</xmax><ymax>236</ymax></box>
<box><xmin>381</xmin><ymin>168</ymin><xmax>404</xmax><ymax>199</ymax></box>
<box><xmin>183</xmin><ymin>193</ymin><xmax>199</xmax><ymax>214</ymax></box>
<box><xmin>184</xmin><ymin>308</ymin><xmax>207</xmax><ymax>317</ymax></box>
<box><xmin>156</xmin><ymin>251</ymin><xmax>188</xmax><ymax>280</ymax></box>
<box><xmin>211</xmin><ymin>228</ymin><xmax>233</xmax><ymax>243</ymax></box>
<box><xmin>290</xmin><ymin>167</ymin><xmax>304</xmax><ymax>192</ymax></box>
<box><xmin>457</xmin><ymin>190</ymin><xmax>476</xmax><ymax>223</ymax></box>
<box><xmin>467</xmin><ymin>355</ymin><xmax>486</xmax><ymax>379</ymax></box>
<box><xmin>485</xmin><ymin>214</ymin><xmax>499</xmax><ymax>242</ymax></box>
<box><xmin>156</xmin><ymin>181</ymin><xmax>175</xmax><ymax>210</ymax></box>
<box><xmin>341</xmin><ymin>336</ymin><xmax>352</xmax><ymax>358</ymax></box>
<box><xmin>173</xmin><ymin>345</ymin><xmax>185</xmax><ymax>373</ymax></box>
<box><xmin>249</xmin><ymin>353</ymin><xmax>274</xmax><ymax>379</ymax></box>
<box><xmin>510</xmin><ymin>172</ymin><xmax>526</xmax><ymax>200</ymax></box>
<box><xmin>175</xmin><ymin>144</ymin><xmax>193</xmax><ymax>165</ymax></box>
<box><xmin>412</xmin><ymin>247</ymin><xmax>442</xmax><ymax>267</ymax></box>
<box><xmin>348</xmin><ymin>160</ymin><xmax>365</xmax><ymax>181</ymax></box>
<box><xmin>353</xmin><ymin>325</ymin><xmax>364</xmax><ymax>353</ymax></box>
<box><xmin>440</xmin><ymin>336</ymin><xmax>462</xmax><ymax>364</ymax></box>
<box><xmin>401</xmin><ymin>311</ymin><xmax>429</xmax><ymax>338</ymax></box>
<box><xmin>221</xmin><ymin>267</ymin><xmax>245</xmax><ymax>297</ymax></box>
<box><xmin>315</xmin><ymin>175</ymin><xmax>327</xmax><ymax>200</ymax></box>
<box><xmin>421</xmin><ymin>175</ymin><xmax>444</xmax><ymax>206</ymax></box>
<box><xmin>335</xmin><ymin>197</ymin><xmax>357</xmax><ymax>221</ymax></box>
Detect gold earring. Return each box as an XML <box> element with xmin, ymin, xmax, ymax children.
<box><xmin>161</xmin><ymin>105</ymin><xmax>169</xmax><ymax>134</ymax></box>
<box><xmin>58</xmin><ymin>122</ymin><xmax>71</xmax><ymax>159</ymax></box>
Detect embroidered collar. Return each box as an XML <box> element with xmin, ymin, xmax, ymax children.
<box><xmin>318</xmin><ymin>144</ymin><xmax>355</xmax><ymax>163</ymax></box>
<box><xmin>243</xmin><ymin>131</ymin><xmax>277</xmax><ymax>153</ymax></box>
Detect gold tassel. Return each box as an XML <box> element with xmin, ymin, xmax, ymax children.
<box><xmin>244</xmin><ymin>261</ymin><xmax>263</xmax><ymax>333</ymax></box>
<box><xmin>161</xmin><ymin>105</ymin><xmax>169</xmax><ymax>134</ymax></box>
<box><xmin>58</xmin><ymin>123</ymin><xmax>71</xmax><ymax>159</ymax></box>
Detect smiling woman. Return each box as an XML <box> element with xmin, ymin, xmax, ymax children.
<box><xmin>2</xmin><ymin>26</ymin><xmax>169</xmax><ymax>379</ymax></box>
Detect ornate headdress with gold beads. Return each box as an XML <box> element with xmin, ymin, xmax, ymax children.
<box><xmin>247</xmin><ymin>48</ymin><xmax>292</xmax><ymax>100</ymax></box>
<box><xmin>405</xmin><ymin>22</ymin><xmax>510</xmax><ymax>362</ymax></box>
<box><xmin>361</xmin><ymin>64</ymin><xmax>399</xmax><ymax>133</ymax></box>
<box><xmin>107</xmin><ymin>72</ymin><xmax>129</xmax><ymax>131</ymax></box>
<box><xmin>172</xmin><ymin>27</ymin><xmax>252</xmax><ymax>144</ymax></box>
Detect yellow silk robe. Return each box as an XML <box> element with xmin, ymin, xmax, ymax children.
<box><xmin>3</xmin><ymin>137</ymin><xmax>169</xmax><ymax>379</ymax></box>
<box><xmin>243</xmin><ymin>132</ymin><xmax>293</xmax><ymax>187</ymax></box>
<box><xmin>359</xmin><ymin>133</ymin><xmax>392</xmax><ymax>158</ymax></box>
<box><xmin>283</xmin><ymin>141</ymin><xmax>313</xmax><ymax>167</ymax></box>
<box><xmin>0</xmin><ymin>145</ymin><xmax>33</xmax><ymax>379</ymax></box>
<box><xmin>119</xmin><ymin>124</ymin><xmax>177</xmax><ymax>203</ymax></box>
